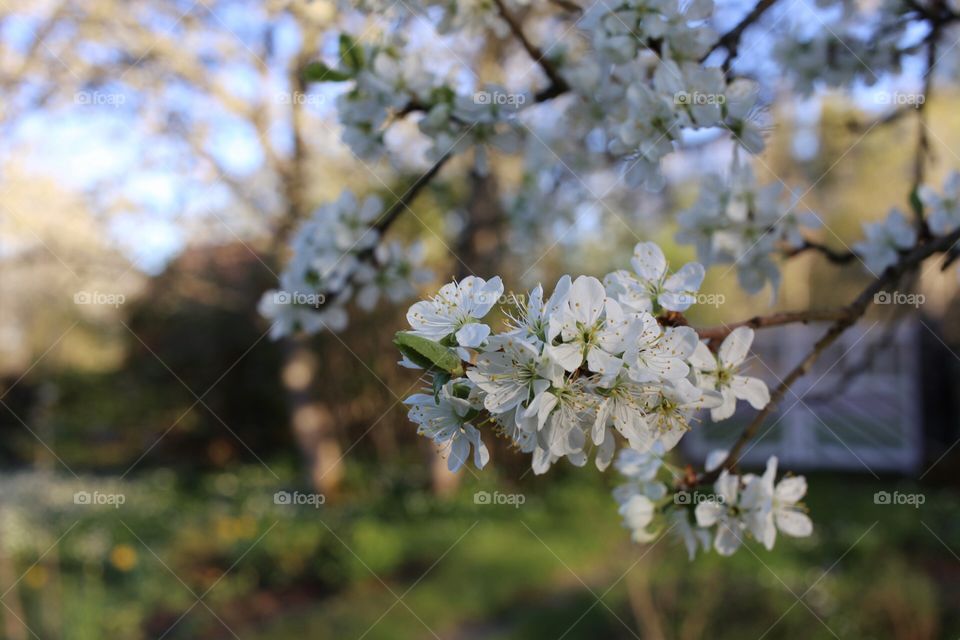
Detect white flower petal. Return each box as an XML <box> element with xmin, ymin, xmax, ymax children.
<box><xmin>730</xmin><ymin>375</ymin><xmax>770</xmax><ymax>409</ymax></box>
<box><xmin>774</xmin><ymin>476</ymin><xmax>807</xmax><ymax>503</ymax></box>
<box><xmin>705</xmin><ymin>449</ymin><xmax>729</xmax><ymax>473</ymax></box>
<box><xmin>695</xmin><ymin>501</ymin><xmax>723</xmax><ymax>527</ymax></box>
<box><xmin>713</xmin><ymin>521</ymin><xmax>743</xmax><ymax>556</ymax></box>
<box><xmin>775</xmin><ymin>509</ymin><xmax>813</xmax><ymax>538</ymax></box>
<box><xmin>631</xmin><ymin>242</ymin><xmax>667</xmax><ymax>282</ymax></box>
<box><xmin>719</xmin><ymin>327</ymin><xmax>754</xmax><ymax>367</ymax></box>
<box><xmin>456</xmin><ymin>323</ymin><xmax>490</xmax><ymax>348</ymax></box>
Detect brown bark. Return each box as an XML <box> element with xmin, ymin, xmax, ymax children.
<box><xmin>269</xmin><ymin>21</ymin><xmax>346</xmax><ymax>495</ymax></box>
<box><xmin>282</xmin><ymin>337</ymin><xmax>344</xmax><ymax>495</ymax></box>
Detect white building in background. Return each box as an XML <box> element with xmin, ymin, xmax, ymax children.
<box><xmin>683</xmin><ymin>321</ymin><xmax>926</xmax><ymax>474</ymax></box>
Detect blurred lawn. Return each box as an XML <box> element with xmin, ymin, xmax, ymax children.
<box><xmin>2</xmin><ymin>463</ymin><xmax>958</xmax><ymax>639</ymax></box>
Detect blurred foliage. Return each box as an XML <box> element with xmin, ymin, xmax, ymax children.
<box><xmin>1</xmin><ymin>466</ymin><xmax>957</xmax><ymax>639</ymax></box>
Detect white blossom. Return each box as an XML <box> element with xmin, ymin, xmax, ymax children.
<box><xmin>467</xmin><ymin>337</ymin><xmax>560</xmax><ymax>414</ymax></box>
<box><xmin>690</xmin><ymin>327</ymin><xmax>770</xmax><ymax>421</ymax></box>
<box><xmin>405</xmin><ymin>381</ymin><xmax>490</xmax><ymax>472</ymax></box>
<box><xmin>605</xmin><ymin>242</ymin><xmax>705</xmax><ymax>313</ymax></box>
<box><xmin>918</xmin><ymin>171</ymin><xmax>960</xmax><ymax>236</ymax></box>
<box><xmin>853</xmin><ymin>208</ymin><xmax>917</xmax><ymax>274</ymax></box>
<box><xmin>694</xmin><ymin>469</ymin><xmax>745</xmax><ymax>556</ymax></box>
<box><xmin>260</xmin><ymin>189</ymin><xmax>432</xmax><ymax>338</ymax></box>
<box><xmin>407</xmin><ymin>276</ymin><xmax>504</xmax><ymax>348</ymax></box>
<box><xmin>695</xmin><ymin>456</ymin><xmax>811</xmax><ymax>556</ymax></box>
<box><xmin>676</xmin><ymin>160</ymin><xmax>819</xmax><ymax>298</ymax></box>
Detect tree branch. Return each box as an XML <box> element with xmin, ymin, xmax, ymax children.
<box><xmin>491</xmin><ymin>0</ymin><xmax>569</xmax><ymax>96</ymax></box>
<box><xmin>910</xmin><ymin>30</ymin><xmax>938</xmax><ymax>231</ymax></box>
<box><xmin>372</xmin><ymin>152</ymin><xmax>453</xmax><ymax>235</ymax></box>
<box><xmin>784</xmin><ymin>239</ymin><xmax>858</xmax><ymax>264</ymax></box>
<box><xmin>697</xmin><ymin>226</ymin><xmax>960</xmax><ymax>484</ymax></box>
<box><xmin>695</xmin><ymin>308</ymin><xmax>850</xmax><ymax>342</ymax></box>
<box><xmin>702</xmin><ymin>0</ymin><xmax>779</xmax><ymax>66</ymax></box>
<box><xmin>301</xmin><ymin>152</ymin><xmax>454</xmax><ymax>312</ymax></box>
<box><xmin>548</xmin><ymin>0</ymin><xmax>583</xmax><ymax>12</ymax></box>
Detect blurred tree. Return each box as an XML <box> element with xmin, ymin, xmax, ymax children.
<box><xmin>0</xmin><ymin>1</ymin><xmax>372</xmax><ymax>490</ymax></box>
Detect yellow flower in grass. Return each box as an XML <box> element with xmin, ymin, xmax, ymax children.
<box><xmin>24</xmin><ymin>566</ymin><xmax>48</xmax><ymax>589</ymax></box>
<box><xmin>110</xmin><ymin>544</ymin><xmax>138</xmax><ymax>571</ymax></box>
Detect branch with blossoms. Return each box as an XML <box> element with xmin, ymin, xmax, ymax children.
<box><xmin>395</xmin><ymin>202</ymin><xmax>960</xmax><ymax>556</ymax></box>
<box><xmin>262</xmin><ymin>0</ymin><xmax>787</xmax><ymax>335</ymax></box>
<box><xmin>393</xmin><ymin>241</ymin><xmax>828</xmax><ymax>557</ymax></box>
<box><xmin>258</xmin><ymin>0</ymin><xmax>960</xmax><ymax>559</ymax></box>
<box><xmin>703</xmin><ymin>222</ymin><xmax>960</xmax><ymax>484</ymax></box>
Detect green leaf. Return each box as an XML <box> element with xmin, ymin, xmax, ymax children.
<box><xmin>303</xmin><ymin>61</ymin><xmax>351</xmax><ymax>83</ymax></box>
<box><xmin>338</xmin><ymin>34</ymin><xmax>365</xmax><ymax>72</ymax></box>
<box><xmin>394</xmin><ymin>332</ymin><xmax>464</xmax><ymax>375</ymax></box>
<box><xmin>432</xmin><ymin>372</ymin><xmax>451</xmax><ymax>402</ymax></box>
<box><xmin>909</xmin><ymin>186</ymin><xmax>924</xmax><ymax>221</ymax></box>
<box><xmin>451</xmin><ymin>382</ymin><xmax>472</xmax><ymax>399</ymax></box>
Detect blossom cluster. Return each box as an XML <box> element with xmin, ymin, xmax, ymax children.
<box><xmin>677</xmin><ymin>160</ymin><xmax>820</xmax><ymax>297</ymax></box>
<box><xmin>614</xmin><ymin>448</ymin><xmax>812</xmax><ymax>558</ymax></box>
<box><xmin>853</xmin><ymin>208</ymin><xmax>918</xmax><ymax>275</ymax></box>
<box><xmin>564</xmin><ymin>52</ymin><xmax>766</xmax><ymax>190</ymax></box>
<box><xmin>773</xmin><ymin>30</ymin><xmax>905</xmax><ymax>95</ymax></box>
<box><xmin>918</xmin><ymin>171</ymin><xmax>960</xmax><ymax>236</ymax></box>
<box><xmin>276</xmin><ymin>0</ymin><xmax>960</xmax><ymax>338</ymax></box>
<box><xmin>851</xmin><ymin>171</ymin><xmax>960</xmax><ymax>276</ymax></box>
<box><xmin>259</xmin><ymin>190</ymin><xmax>430</xmax><ymax>339</ymax></box>
<box><xmin>397</xmin><ymin>241</ymin><xmax>770</xmax><ymax>475</ymax></box>
<box><xmin>320</xmin><ymin>0</ymin><xmax>768</xmax><ymax>189</ymax></box>
<box><xmin>330</xmin><ymin>35</ymin><xmax>447</xmax><ymax>160</ymax></box>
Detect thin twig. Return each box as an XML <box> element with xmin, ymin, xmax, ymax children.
<box><xmin>702</xmin><ymin>0</ymin><xmax>779</xmax><ymax>67</ymax></box>
<box><xmin>300</xmin><ymin>152</ymin><xmax>454</xmax><ymax>311</ymax></box>
<box><xmin>548</xmin><ymin>0</ymin><xmax>583</xmax><ymax>12</ymax></box>
<box><xmin>491</xmin><ymin>0</ymin><xmax>569</xmax><ymax>95</ymax></box>
<box><xmin>910</xmin><ymin>31</ymin><xmax>938</xmax><ymax>231</ymax></box>
<box><xmin>784</xmin><ymin>239</ymin><xmax>858</xmax><ymax>264</ymax></box>
<box><xmin>373</xmin><ymin>152</ymin><xmax>452</xmax><ymax>234</ymax></box>
<box><xmin>698</xmin><ymin>226</ymin><xmax>960</xmax><ymax>484</ymax></box>
<box><xmin>695</xmin><ymin>308</ymin><xmax>850</xmax><ymax>342</ymax></box>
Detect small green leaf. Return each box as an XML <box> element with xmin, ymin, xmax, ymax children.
<box><xmin>338</xmin><ymin>34</ymin><xmax>365</xmax><ymax>72</ymax></box>
<box><xmin>303</xmin><ymin>61</ymin><xmax>351</xmax><ymax>83</ymax></box>
<box><xmin>394</xmin><ymin>332</ymin><xmax>464</xmax><ymax>375</ymax></box>
<box><xmin>909</xmin><ymin>186</ymin><xmax>924</xmax><ymax>221</ymax></box>
<box><xmin>432</xmin><ymin>372</ymin><xmax>451</xmax><ymax>401</ymax></box>
<box><xmin>451</xmin><ymin>382</ymin><xmax>472</xmax><ymax>399</ymax></box>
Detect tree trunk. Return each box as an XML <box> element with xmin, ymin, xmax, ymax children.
<box><xmin>272</xmin><ymin>23</ymin><xmax>346</xmax><ymax>495</ymax></box>
<box><xmin>282</xmin><ymin>336</ymin><xmax>345</xmax><ymax>495</ymax></box>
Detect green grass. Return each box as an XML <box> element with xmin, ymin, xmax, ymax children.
<box><xmin>2</xmin><ymin>465</ymin><xmax>957</xmax><ymax>639</ymax></box>
<box><xmin>247</xmin><ymin>472</ymin><xmax>959</xmax><ymax>640</ymax></box>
